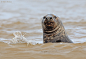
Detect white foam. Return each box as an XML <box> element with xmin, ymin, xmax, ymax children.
<box><xmin>8</xmin><ymin>31</ymin><xmax>43</xmax><ymax>45</ymax></box>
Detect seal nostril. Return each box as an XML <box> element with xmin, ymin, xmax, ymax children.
<box><xmin>50</xmin><ymin>17</ymin><xmax>52</xmax><ymax>19</ymax></box>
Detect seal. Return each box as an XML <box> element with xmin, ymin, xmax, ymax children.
<box><xmin>42</xmin><ymin>14</ymin><xmax>73</xmax><ymax>43</ymax></box>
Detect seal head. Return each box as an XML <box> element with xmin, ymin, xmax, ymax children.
<box><xmin>42</xmin><ymin>14</ymin><xmax>57</xmax><ymax>31</ymax></box>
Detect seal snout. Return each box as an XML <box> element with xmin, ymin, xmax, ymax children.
<box><xmin>44</xmin><ymin>17</ymin><xmax>54</xmax><ymax>27</ymax></box>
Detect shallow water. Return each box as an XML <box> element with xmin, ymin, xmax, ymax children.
<box><xmin>0</xmin><ymin>0</ymin><xmax>86</xmax><ymax>59</ymax></box>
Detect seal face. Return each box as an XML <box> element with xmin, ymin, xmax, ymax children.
<box><xmin>42</xmin><ymin>14</ymin><xmax>73</xmax><ymax>43</ymax></box>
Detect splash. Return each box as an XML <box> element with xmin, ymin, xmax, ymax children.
<box><xmin>8</xmin><ymin>31</ymin><xmax>41</xmax><ymax>45</ymax></box>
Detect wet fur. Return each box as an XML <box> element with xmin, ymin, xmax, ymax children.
<box><xmin>42</xmin><ymin>14</ymin><xmax>73</xmax><ymax>43</ymax></box>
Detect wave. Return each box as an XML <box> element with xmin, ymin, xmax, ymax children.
<box><xmin>8</xmin><ymin>31</ymin><xmax>43</xmax><ymax>45</ymax></box>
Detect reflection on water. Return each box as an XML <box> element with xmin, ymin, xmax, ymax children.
<box><xmin>0</xmin><ymin>0</ymin><xmax>86</xmax><ymax>59</ymax></box>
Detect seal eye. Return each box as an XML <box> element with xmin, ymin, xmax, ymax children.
<box><xmin>43</xmin><ymin>16</ymin><xmax>46</xmax><ymax>19</ymax></box>
<box><xmin>54</xmin><ymin>16</ymin><xmax>57</xmax><ymax>19</ymax></box>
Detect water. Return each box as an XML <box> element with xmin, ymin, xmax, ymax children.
<box><xmin>0</xmin><ymin>0</ymin><xmax>86</xmax><ymax>59</ymax></box>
